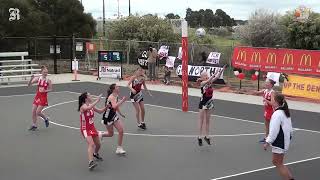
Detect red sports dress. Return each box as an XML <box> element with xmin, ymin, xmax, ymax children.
<box><xmin>80</xmin><ymin>108</ymin><xmax>98</xmax><ymax>138</ymax></box>
<box><xmin>33</xmin><ymin>77</ymin><xmax>49</xmax><ymax>106</ymax></box>
<box><xmin>263</xmin><ymin>89</ymin><xmax>274</xmax><ymax>121</ymax></box>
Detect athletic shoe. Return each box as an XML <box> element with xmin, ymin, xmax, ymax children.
<box><xmin>204</xmin><ymin>136</ymin><xmax>211</xmax><ymax>145</ymax></box>
<box><xmin>93</xmin><ymin>153</ymin><xmax>103</xmax><ymax>161</ymax></box>
<box><xmin>88</xmin><ymin>160</ymin><xmax>97</xmax><ymax>170</ymax></box>
<box><xmin>197</xmin><ymin>137</ymin><xmax>203</xmax><ymax>146</ymax></box>
<box><xmin>44</xmin><ymin>117</ymin><xmax>50</xmax><ymax>128</ymax></box>
<box><xmin>28</xmin><ymin>126</ymin><xmax>37</xmax><ymax>131</ymax></box>
<box><xmin>141</xmin><ymin>122</ymin><xmax>147</xmax><ymax>129</ymax></box>
<box><xmin>116</xmin><ymin>147</ymin><xmax>126</xmax><ymax>155</ymax></box>
<box><xmin>138</xmin><ymin>123</ymin><xmax>146</xmax><ymax>130</ymax></box>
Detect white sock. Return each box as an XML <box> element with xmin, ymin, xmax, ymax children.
<box><xmin>98</xmin><ymin>131</ymin><xmax>103</xmax><ymax>138</ymax></box>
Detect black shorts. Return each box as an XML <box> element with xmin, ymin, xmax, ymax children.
<box><xmin>130</xmin><ymin>91</ymin><xmax>143</xmax><ymax>103</ymax></box>
<box><xmin>198</xmin><ymin>98</ymin><xmax>214</xmax><ymax>110</ymax></box>
<box><xmin>102</xmin><ymin>110</ymin><xmax>119</xmax><ymax>126</ymax></box>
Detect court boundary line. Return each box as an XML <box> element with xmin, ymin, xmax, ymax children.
<box><xmin>63</xmin><ymin>91</ymin><xmax>320</xmax><ymax>134</ymax></box>
<box><xmin>0</xmin><ymin>91</ymin><xmax>72</xmax><ymax>98</ymax></box>
<box><xmin>43</xmin><ymin>98</ymin><xmax>320</xmax><ymax>179</ymax></box>
<box><xmin>1</xmin><ymin>90</ymin><xmax>319</xmax><ymax>135</ymax></box>
<box><xmin>2</xmin><ymin>91</ymin><xmax>320</xmax><ymax>179</ymax></box>
<box><xmin>211</xmin><ymin>156</ymin><xmax>320</xmax><ymax>180</ymax></box>
<box><xmin>43</xmin><ymin>100</ymin><xmax>265</xmax><ymax>138</ymax></box>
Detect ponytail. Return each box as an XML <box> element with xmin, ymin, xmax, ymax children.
<box><xmin>106</xmin><ymin>84</ymin><xmax>116</xmax><ymax>104</ymax></box>
<box><xmin>78</xmin><ymin>92</ymin><xmax>88</xmax><ymax>111</ymax></box>
<box><xmin>274</xmin><ymin>93</ymin><xmax>290</xmax><ymax>118</ymax></box>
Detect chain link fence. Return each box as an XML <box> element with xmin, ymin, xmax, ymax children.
<box><xmin>0</xmin><ymin>36</ymin><xmax>265</xmax><ymax>91</ymax></box>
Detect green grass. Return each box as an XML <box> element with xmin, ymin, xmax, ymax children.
<box><xmin>213</xmin><ymin>36</ymin><xmax>241</xmax><ymax>46</ymax></box>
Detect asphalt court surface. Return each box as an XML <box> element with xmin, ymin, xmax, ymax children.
<box><xmin>0</xmin><ymin>83</ymin><xmax>320</xmax><ymax>180</ymax></box>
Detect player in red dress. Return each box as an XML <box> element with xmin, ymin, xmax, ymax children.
<box><xmin>255</xmin><ymin>79</ymin><xmax>276</xmax><ymax>143</ymax></box>
<box><xmin>28</xmin><ymin>66</ymin><xmax>52</xmax><ymax>131</ymax></box>
<box><xmin>78</xmin><ymin>93</ymin><xmax>108</xmax><ymax>170</ymax></box>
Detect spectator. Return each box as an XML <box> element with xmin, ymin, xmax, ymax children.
<box><xmin>147</xmin><ymin>45</ymin><xmax>157</xmax><ymax>81</ymax></box>
<box><xmin>162</xmin><ymin>57</ymin><xmax>174</xmax><ymax>85</ymax></box>
<box><xmin>201</xmin><ymin>51</ymin><xmax>207</xmax><ymax>65</ymax></box>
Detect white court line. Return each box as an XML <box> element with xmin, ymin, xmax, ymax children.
<box><xmin>211</xmin><ymin>156</ymin><xmax>320</xmax><ymax>180</ymax></box>
<box><xmin>2</xmin><ymin>90</ymin><xmax>319</xmax><ymax>135</ymax></box>
<box><xmin>43</xmin><ymin>100</ymin><xmax>265</xmax><ymax>138</ymax></box>
<box><xmin>0</xmin><ymin>91</ymin><xmax>73</xmax><ymax>98</ymax></box>
<box><xmin>63</xmin><ymin>91</ymin><xmax>320</xmax><ymax>134</ymax></box>
<box><xmin>43</xmin><ymin>99</ymin><xmax>320</xmax><ymax>179</ymax></box>
<box><xmin>4</xmin><ymin>91</ymin><xmax>320</xmax><ymax>178</ymax></box>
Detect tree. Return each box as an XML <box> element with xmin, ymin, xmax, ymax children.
<box><xmin>107</xmin><ymin>15</ymin><xmax>179</xmax><ymax>42</ymax></box>
<box><xmin>0</xmin><ymin>0</ymin><xmax>96</xmax><ymax>37</ymax></box>
<box><xmin>165</xmin><ymin>13</ymin><xmax>180</xmax><ymax>19</ymax></box>
<box><xmin>203</xmin><ymin>9</ymin><xmax>214</xmax><ymax>27</ymax></box>
<box><xmin>185</xmin><ymin>8</ymin><xmax>236</xmax><ymax>28</ymax></box>
<box><xmin>281</xmin><ymin>11</ymin><xmax>320</xmax><ymax>50</ymax></box>
<box><xmin>215</xmin><ymin>9</ymin><xmax>236</xmax><ymax>26</ymax></box>
<box><xmin>234</xmin><ymin>9</ymin><xmax>286</xmax><ymax>47</ymax></box>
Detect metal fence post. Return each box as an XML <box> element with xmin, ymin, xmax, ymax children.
<box><xmin>70</xmin><ymin>34</ymin><xmax>75</xmax><ymax>73</ymax></box>
<box><xmin>127</xmin><ymin>40</ymin><xmax>130</xmax><ymax>65</ymax></box>
<box><xmin>191</xmin><ymin>43</ymin><xmax>194</xmax><ymax>64</ymax></box>
<box><xmin>53</xmin><ymin>35</ymin><xmax>58</xmax><ymax>74</ymax></box>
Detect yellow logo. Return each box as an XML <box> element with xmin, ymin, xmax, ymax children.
<box><xmin>266</xmin><ymin>53</ymin><xmax>277</xmax><ymax>64</ymax></box>
<box><xmin>300</xmin><ymin>54</ymin><xmax>312</xmax><ymax>66</ymax></box>
<box><xmin>282</xmin><ymin>53</ymin><xmax>294</xmax><ymax>65</ymax></box>
<box><xmin>251</xmin><ymin>52</ymin><xmax>261</xmax><ymax>63</ymax></box>
<box><xmin>236</xmin><ymin>50</ymin><xmax>247</xmax><ymax>62</ymax></box>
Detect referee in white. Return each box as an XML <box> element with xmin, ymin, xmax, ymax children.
<box><xmin>264</xmin><ymin>93</ymin><xmax>294</xmax><ymax>180</ymax></box>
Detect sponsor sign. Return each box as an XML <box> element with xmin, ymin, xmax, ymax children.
<box><xmin>99</xmin><ymin>66</ymin><xmax>122</xmax><ymax>79</ymax></box>
<box><xmin>232</xmin><ymin>46</ymin><xmax>320</xmax><ymax>75</ymax></box>
<box><xmin>176</xmin><ymin>65</ymin><xmax>225</xmax><ymax>83</ymax></box>
<box><xmin>282</xmin><ymin>75</ymin><xmax>320</xmax><ymax>100</ymax></box>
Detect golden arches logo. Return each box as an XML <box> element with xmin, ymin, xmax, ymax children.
<box><xmin>236</xmin><ymin>50</ymin><xmax>247</xmax><ymax>61</ymax></box>
<box><xmin>282</xmin><ymin>53</ymin><xmax>294</xmax><ymax>65</ymax></box>
<box><xmin>267</xmin><ymin>53</ymin><xmax>277</xmax><ymax>64</ymax></box>
<box><xmin>251</xmin><ymin>52</ymin><xmax>261</xmax><ymax>63</ymax></box>
<box><xmin>300</xmin><ymin>54</ymin><xmax>312</xmax><ymax>66</ymax></box>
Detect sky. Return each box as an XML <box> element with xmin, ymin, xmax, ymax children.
<box><xmin>81</xmin><ymin>0</ymin><xmax>320</xmax><ymax>20</ymax></box>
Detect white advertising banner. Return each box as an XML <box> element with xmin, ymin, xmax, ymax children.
<box><xmin>176</xmin><ymin>65</ymin><xmax>224</xmax><ymax>79</ymax></box>
<box><xmin>206</xmin><ymin>52</ymin><xmax>221</xmax><ymax>64</ymax></box>
<box><xmin>99</xmin><ymin>66</ymin><xmax>122</xmax><ymax>78</ymax></box>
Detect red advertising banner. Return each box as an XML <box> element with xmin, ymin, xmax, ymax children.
<box><xmin>232</xmin><ymin>46</ymin><xmax>320</xmax><ymax>75</ymax></box>
<box><xmin>182</xmin><ymin>37</ymin><xmax>189</xmax><ymax>112</ymax></box>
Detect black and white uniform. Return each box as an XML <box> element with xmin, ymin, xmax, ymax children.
<box><xmin>266</xmin><ymin>108</ymin><xmax>293</xmax><ymax>154</ymax></box>
<box><xmin>198</xmin><ymin>82</ymin><xmax>214</xmax><ymax>110</ymax></box>
<box><xmin>102</xmin><ymin>97</ymin><xmax>120</xmax><ymax>126</ymax></box>
<box><xmin>130</xmin><ymin>78</ymin><xmax>144</xmax><ymax>103</ymax></box>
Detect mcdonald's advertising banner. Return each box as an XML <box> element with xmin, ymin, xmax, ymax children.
<box><xmin>232</xmin><ymin>46</ymin><xmax>320</xmax><ymax>75</ymax></box>
<box><xmin>282</xmin><ymin>75</ymin><xmax>320</xmax><ymax>100</ymax></box>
